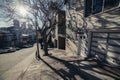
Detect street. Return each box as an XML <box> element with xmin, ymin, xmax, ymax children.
<box><xmin>0</xmin><ymin>0</ymin><xmax>120</xmax><ymax>80</ymax></box>
<box><xmin>0</xmin><ymin>45</ymin><xmax>36</xmax><ymax>80</ymax></box>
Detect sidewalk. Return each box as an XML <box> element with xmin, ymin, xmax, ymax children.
<box><xmin>18</xmin><ymin>48</ymin><xmax>120</xmax><ymax>80</ymax></box>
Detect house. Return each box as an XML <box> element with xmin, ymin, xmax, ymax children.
<box><xmin>63</xmin><ymin>0</ymin><xmax>120</xmax><ymax>66</ymax></box>
<box><xmin>0</xmin><ymin>31</ymin><xmax>15</xmax><ymax>49</ymax></box>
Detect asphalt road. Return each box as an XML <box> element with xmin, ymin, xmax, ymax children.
<box><xmin>0</xmin><ymin>45</ymin><xmax>36</xmax><ymax>77</ymax></box>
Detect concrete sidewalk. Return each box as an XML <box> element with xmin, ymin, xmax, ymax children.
<box><xmin>19</xmin><ymin>48</ymin><xmax>120</xmax><ymax>80</ymax></box>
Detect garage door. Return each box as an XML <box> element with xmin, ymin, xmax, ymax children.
<box><xmin>90</xmin><ymin>30</ymin><xmax>120</xmax><ymax>66</ymax></box>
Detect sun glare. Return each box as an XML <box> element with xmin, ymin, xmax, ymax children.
<box><xmin>19</xmin><ymin>6</ymin><xmax>28</xmax><ymax>17</ymax></box>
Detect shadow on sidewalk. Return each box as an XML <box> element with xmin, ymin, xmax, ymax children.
<box><xmin>40</xmin><ymin>55</ymin><xmax>120</xmax><ymax>80</ymax></box>
<box><xmin>40</xmin><ymin>55</ymin><xmax>101</xmax><ymax>80</ymax></box>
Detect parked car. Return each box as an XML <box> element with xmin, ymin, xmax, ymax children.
<box><xmin>0</xmin><ymin>49</ymin><xmax>8</xmax><ymax>53</ymax></box>
<box><xmin>22</xmin><ymin>44</ymin><xmax>33</xmax><ymax>48</ymax></box>
<box><xmin>7</xmin><ymin>47</ymin><xmax>16</xmax><ymax>52</ymax></box>
<box><xmin>0</xmin><ymin>47</ymin><xmax>16</xmax><ymax>53</ymax></box>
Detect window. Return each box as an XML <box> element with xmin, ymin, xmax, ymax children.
<box><xmin>84</xmin><ymin>0</ymin><xmax>92</xmax><ymax>17</ymax></box>
<box><xmin>92</xmin><ymin>0</ymin><xmax>103</xmax><ymax>14</ymax></box>
<box><xmin>69</xmin><ymin>0</ymin><xmax>73</xmax><ymax>8</ymax></box>
<box><xmin>85</xmin><ymin>0</ymin><xmax>120</xmax><ymax>17</ymax></box>
<box><xmin>104</xmin><ymin>0</ymin><xmax>120</xmax><ymax>10</ymax></box>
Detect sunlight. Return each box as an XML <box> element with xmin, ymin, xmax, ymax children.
<box><xmin>18</xmin><ymin>6</ymin><xmax>28</xmax><ymax>17</ymax></box>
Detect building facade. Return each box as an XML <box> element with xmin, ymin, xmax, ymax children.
<box><xmin>65</xmin><ymin>0</ymin><xmax>120</xmax><ymax>66</ymax></box>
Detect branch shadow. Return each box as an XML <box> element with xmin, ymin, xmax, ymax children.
<box><xmin>40</xmin><ymin>55</ymin><xmax>120</xmax><ymax>80</ymax></box>
<box><xmin>40</xmin><ymin>55</ymin><xmax>103</xmax><ymax>80</ymax></box>
<box><xmin>49</xmin><ymin>56</ymin><xmax>120</xmax><ymax>79</ymax></box>
<box><xmin>87</xmin><ymin>8</ymin><xmax>120</xmax><ymax>30</ymax></box>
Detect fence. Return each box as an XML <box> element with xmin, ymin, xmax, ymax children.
<box><xmin>89</xmin><ymin>30</ymin><xmax>120</xmax><ymax>66</ymax></box>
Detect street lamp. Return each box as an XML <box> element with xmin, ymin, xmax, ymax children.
<box><xmin>33</xmin><ymin>5</ymin><xmax>41</xmax><ymax>59</ymax></box>
<box><xmin>18</xmin><ymin>4</ymin><xmax>41</xmax><ymax>59</ymax></box>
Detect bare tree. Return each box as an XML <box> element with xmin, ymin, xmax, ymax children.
<box><xmin>0</xmin><ymin>0</ymin><xmax>66</xmax><ymax>56</ymax></box>
<box><xmin>22</xmin><ymin>0</ymin><xmax>66</xmax><ymax>56</ymax></box>
<box><xmin>0</xmin><ymin>0</ymin><xmax>16</xmax><ymax>21</ymax></box>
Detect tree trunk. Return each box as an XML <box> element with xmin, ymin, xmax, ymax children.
<box><xmin>43</xmin><ymin>41</ymin><xmax>49</xmax><ymax>55</ymax></box>
<box><xmin>43</xmin><ymin>28</ymin><xmax>49</xmax><ymax>56</ymax></box>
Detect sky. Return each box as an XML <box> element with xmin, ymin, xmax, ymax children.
<box><xmin>0</xmin><ymin>0</ymin><xmax>13</xmax><ymax>27</ymax></box>
<box><xmin>0</xmin><ymin>17</ymin><xmax>13</xmax><ymax>27</ymax></box>
<box><xmin>0</xmin><ymin>0</ymin><xmax>66</xmax><ymax>28</ymax></box>
<box><xmin>0</xmin><ymin>20</ymin><xmax>12</xmax><ymax>27</ymax></box>
<box><xmin>0</xmin><ymin>0</ymin><xmax>37</xmax><ymax>27</ymax></box>
<box><xmin>0</xmin><ymin>0</ymin><xmax>25</xmax><ymax>27</ymax></box>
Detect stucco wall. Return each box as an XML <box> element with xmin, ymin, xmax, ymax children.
<box><xmin>65</xmin><ymin>0</ymin><xmax>120</xmax><ymax>65</ymax></box>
